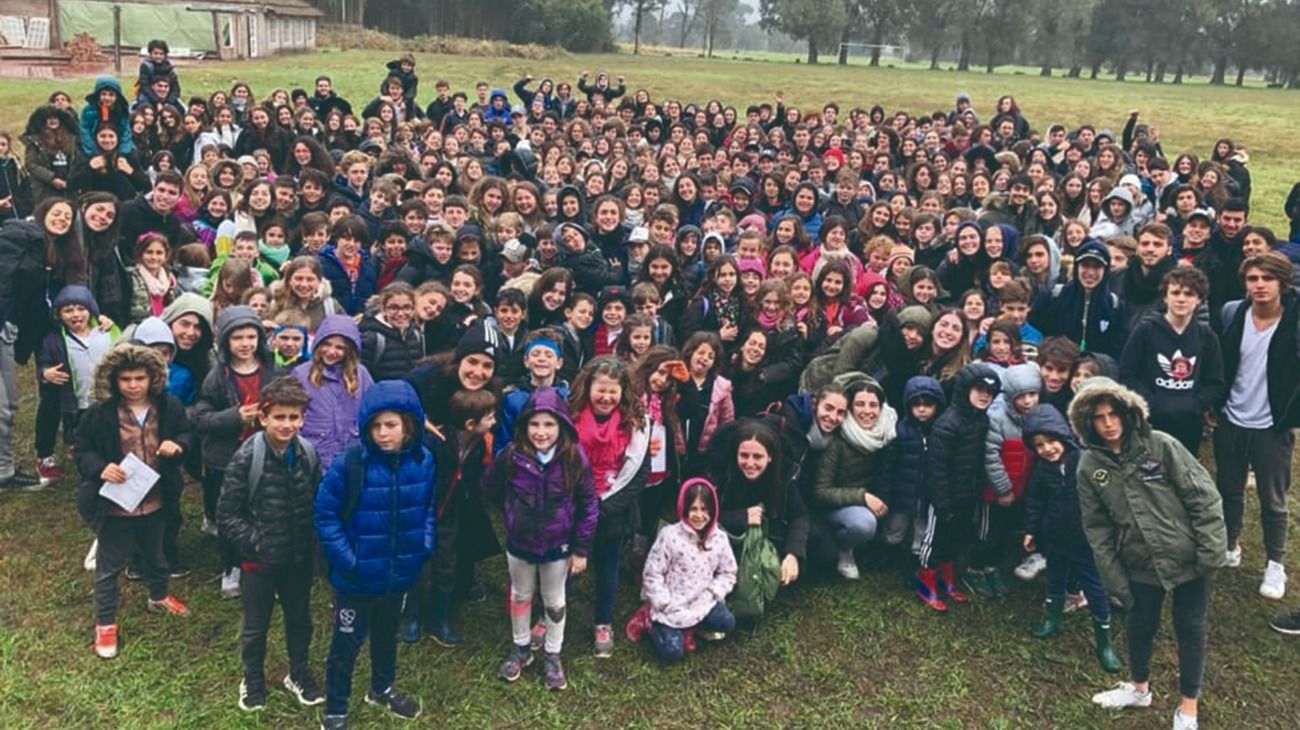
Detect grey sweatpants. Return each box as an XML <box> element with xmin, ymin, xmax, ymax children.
<box><xmin>507</xmin><ymin>554</ymin><xmax>568</xmax><ymax>654</ymax></box>
<box><xmin>1213</xmin><ymin>419</ymin><xmax>1293</xmax><ymax>563</ymax></box>
<box><xmin>0</xmin><ymin>324</ymin><xmax>19</xmax><ymax>480</ymax></box>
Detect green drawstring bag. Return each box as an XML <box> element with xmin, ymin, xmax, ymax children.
<box><xmin>728</xmin><ymin>521</ymin><xmax>781</xmax><ymax>619</ymax></box>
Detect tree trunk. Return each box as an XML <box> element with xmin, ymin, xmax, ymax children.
<box><xmin>807</xmin><ymin>39</ymin><xmax>819</xmax><ymax>64</ymax></box>
<box><xmin>870</xmin><ymin>26</ymin><xmax>884</xmax><ymax>66</ymax></box>
<box><xmin>1154</xmin><ymin>61</ymin><xmax>1166</xmax><ymax>84</ymax></box>
<box><xmin>957</xmin><ymin>30</ymin><xmax>971</xmax><ymax>71</ymax></box>
<box><xmin>1068</xmin><ymin>64</ymin><xmax>1081</xmax><ymax>79</ymax></box>
<box><xmin>1090</xmin><ymin>61</ymin><xmax>1101</xmax><ymax>80</ymax></box>
<box><xmin>1144</xmin><ymin>60</ymin><xmax>1153</xmax><ymax>83</ymax></box>
<box><xmin>1115</xmin><ymin>60</ymin><xmax>1128</xmax><ymax>82</ymax></box>
<box><xmin>838</xmin><ymin>26</ymin><xmax>850</xmax><ymax>65</ymax></box>
<box><xmin>1210</xmin><ymin>55</ymin><xmax>1227</xmax><ymax>84</ymax></box>
<box><xmin>985</xmin><ymin>46</ymin><xmax>995</xmax><ymax>74</ymax></box>
<box><xmin>1173</xmin><ymin>65</ymin><xmax>1184</xmax><ymax>84</ymax></box>
<box><xmin>1040</xmin><ymin>60</ymin><xmax>1053</xmax><ymax>77</ymax></box>
<box><xmin>633</xmin><ymin>1</ymin><xmax>644</xmax><ymax>55</ymax></box>
<box><xmin>929</xmin><ymin>44</ymin><xmax>941</xmax><ymax>70</ymax></box>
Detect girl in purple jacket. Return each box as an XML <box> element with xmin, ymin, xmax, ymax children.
<box><xmin>292</xmin><ymin>314</ymin><xmax>373</xmax><ymax>470</ymax></box>
<box><xmin>484</xmin><ymin>388</ymin><xmax>597</xmax><ymax>692</ymax></box>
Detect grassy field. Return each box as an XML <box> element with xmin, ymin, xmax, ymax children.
<box><xmin>2</xmin><ymin>49</ymin><xmax>1300</xmax><ymax>729</ymax></box>
<box><xmin>0</xmin><ymin>49</ymin><xmax>1297</xmax><ymax>230</ymax></box>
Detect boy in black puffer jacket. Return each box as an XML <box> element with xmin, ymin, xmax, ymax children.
<box><xmin>916</xmin><ymin>363</ymin><xmax>1000</xmax><ymax>612</ymax></box>
<box><xmin>883</xmin><ymin>376</ymin><xmax>945</xmax><ymax>580</ymax></box>
<box><xmin>217</xmin><ymin>377</ymin><xmax>325</xmax><ymax>712</ymax></box>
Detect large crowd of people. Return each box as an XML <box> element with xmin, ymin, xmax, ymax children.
<box><xmin>2</xmin><ymin>41</ymin><xmax>1300</xmax><ymax>730</ymax></box>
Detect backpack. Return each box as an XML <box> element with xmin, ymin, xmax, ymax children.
<box><xmin>728</xmin><ymin>521</ymin><xmax>781</xmax><ymax>620</ymax></box>
<box><xmin>247</xmin><ymin>432</ymin><xmax>321</xmax><ymax>508</ymax></box>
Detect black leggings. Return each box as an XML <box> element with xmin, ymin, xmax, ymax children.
<box><xmin>35</xmin><ymin>387</ymin><xmax>80</xmax><ymax>459</ymax></box>
<box><xmin>1127</xmin><ymin>576</ymin><xmax>1212</xmax><ymax>699</ymax></box>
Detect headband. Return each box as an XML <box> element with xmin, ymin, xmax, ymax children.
<box><xmin>524</xmin><ymin>337</ymin><xmax>562</xmax><ymax>358</ymax></box>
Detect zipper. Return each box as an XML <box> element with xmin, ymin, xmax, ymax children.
<box><xmin>387</xmin><ymin>455</ymin><xmax>399</xmax><ymax>590</ymax></box>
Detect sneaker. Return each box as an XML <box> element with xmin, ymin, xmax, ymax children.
<box><xmin>83</xmin><ymin>540</ymin><xmax>97</xmax><ymax>572</ymax></box>
<box><xmin>283</xmin><ymin>672</ymin><xmax>325</xmax><ymax>706</ymax></box>
<box><xmin>124</xmin><ymin>566</ymin><xmax>142</xmax><ymax>582</ymax></box>
<box><xmin>221</xmin><ymin>568</ymin><xmax>241</xmax><ymax>599</ymax></box>
<box><xmin>320</xmin><ymin>715</ymin><xmax>348</xmax><ymax>730</ymax></box>
<box><xmin>1173</xmin><ymin>710</ymin><xmax>1199</xmax><ymax>730</ymax></box>
<box><xmin>1091</xmin><ymin>682</ymin><xmax>1153</xmax><ymax>709</ymax></box>
<box><xmin>1064</xmin><ymin>591</ymin><xmax>1090</xmax><ymax>614</ymax></box>
<box><xmin>529</xmin><ymin>621</ymin><xmax>547</xmax><ymax>652</ymax></box>
<box><xmin>499</xmin><ymin>644</ymin><xmax>533</xmax><ymax>682</ymax></box>
<box><xmin>94</xmin><ymin>624</ymin><xmax>118</xmax><ymax>659</ymax></box>
<box><xmin>1014</xmin><ymin>552</ymin><xmax>1047</xmax><ymax>581</ymax></box>
<box><xmin>1261</xmin><ymin>560</ymin><xmax>1287</xmax><ymax>600</ymax></box>
<box><xmin>1225</xmin><ymin>545</ymin><xmax>1242</xmax><ymax>568</ymax></box>
<box><xmin>698</xmin><ymin>630</ymin><xmax>726</xmax><ymax>641</ymax></box>
<box><xmin>594</xmin><ymin>624</ymin><xmax>614</xmax><ymax>658</ymax></box>
<box><xmin>1269</xmin><ymin>610</ymin><xmax>1300</xmax><ymax>635</ymax></box>
<box><xmin>200</xmin><ymin>516</ymin><xmax>219</xmax><ymax>537</ymax></box>
<box><xmin>0</xmin><ymin>470</ymin><xmax>43</xmax><ymax>491</ymax></box>
<box><xmin>364</xmin><ymin>686</ymin><xmax>420</xmax><ymax>720</ymax></box>
<box><xmin>238</xmin><ymin>678</ymin><xmax>267</xmax><ymax>712</ymax></box>
<box><xmin>167</xmin><ymin>563</ymin><xmax>192</xmax><ymax>579</ymax></box>
<box><xmin>35</xmin><ymin>457</ymin><xmax>63</xmax><ymax>485</ymax></box>
<box><xmin>836</xmin><ymin>549</ymin><xmax>860</xmax><ymax>580</ymax></box>
<box><xmin>147</xmin><ymin>595</ymin><xmax>191</xmax><ymax>616</ymax></box>
<box><xmin>543</xmin><ymin>652</ymin><xmax>567</xmax><ymax>691</ymax></box>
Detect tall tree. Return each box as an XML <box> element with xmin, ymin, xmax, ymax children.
<box><xmin>859</xmin><ymin>0</ymin><xmax>909</xmax><ymax>66</ymax></box>
<box><xmin>620</xmin><ymin>0</ymin><xmax>666</xmax><ymax>54</ymax></box>
<box><xmin>759</xmin><ymin>0</ymin><xmax>849</xmax><ymax>63</ymax></box>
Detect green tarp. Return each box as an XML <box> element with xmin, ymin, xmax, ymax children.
<box><xmin>57</xmin><ymin>1</ymin><xmax>215</xmax><ymax>52</ymax></box>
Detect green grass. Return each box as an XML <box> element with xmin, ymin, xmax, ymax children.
<box><xmin>0</xmin><ymin>49</ymin><xmax>1297</xmax><ymax>230</ymax></box>
<box><xmin>2</xmin><ymin>49</ymin><xmax>1300</xmax><ymax>728</ymax></box>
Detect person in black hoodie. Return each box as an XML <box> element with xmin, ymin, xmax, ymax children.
<box><xmin>380</xmin><ymin>55</ymin><xmax>419</xmax><ymax>110</ymax></box>
<box><xmin>1030</xmin><ymin>239</ymin><xmax>1126</xmax><ymax>357</ymax></box>
<box><xmin>555</xmin><ymin>222</ymin><xmax>622</xmax><ymax>296</ymax></box>
<box><xmin>1119</xmin><ymin>267</ymin><xmax>1224</xmax><ymax>455</ymax></box>
<box><xmin>1113</xmin><ymin>222</ymin><xmax>1179</xmax><ymax>331</ymax></box>
<box><xmin>916</xmin><ymin>363</ymin><xmax>1000</xmax><ymax>612</ymax></box>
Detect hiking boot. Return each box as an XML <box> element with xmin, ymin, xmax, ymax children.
<box><xmin>543</xmin><ymin>652</ymin><xmax>567</xmax><ymax>691</ymax></box>
<box><xmin>1224</xmin><ymin>544</ymin><xmax>1242</xmax><ymax>568</ymax></box>
<box><xmin>364</xmin><ymin>686</ymin><xmax>420</xmax><ymax>720</ymax></box>
<box><xmin>594</xmin><ymin>624</ymin><xmax>614</xmax><ymax>658</ymax></box>
<box><xmin>0</xmin><ymin>470</ymin><xmax>43</xmax><ymax>491</ymax></box>
<box><xmin>1014</xmin><ymin>552</ymin><xmax>1047</xmax><ymax>580</ymax></box>
<box><xmin>283</xmin><ymin>671</ymin><xmax>325</xmax><ymax>706</ymax></box>
<box><xmin>1093</xmin><ymin>618</ymin><xmax>1122</xmax><ymax>674</ymax></box>
<box><xmin>985</xmin><ymin>569</ymin><xmax>1008</xmax><ymax>598</ymax></box>
<box><xmin>1091</xmin><ymin>682</ymin><xmax>1152</xmax><ymax>709</ymax></box>
<box><xmin>221</xmin><ymin>568</ymin><xmax>241</xmax><ymax>599</ymax></box>
<box><xmin>147</xmin><ymin>595</ymin><xmax>191</xmax><ymax>617</ymax></box>
<box><xmin>36</xmin><ymin>457</ymin><xmax>62</xmax><ymax>485</ymax></box>
<box><xmin>1064</xmin><ymin>591</ymin><xmax>1089</xmax><ymax>614</ymax></box>
<box><xmin>960</xmin><ymin>569</ymin><xmax>992</xmax><ymax>600</ymax></box>
<box><xmin>400</xmin><ymin>616</ymin><xmax>422</xmax><ymax>645</ymax></box>
<box><xmin>1269</xmin><ymin>610</ymin><xmax>1300</xmax><ymax>635</ymax></box>
<box><xmin>498</xmin><ymin>644</ymin><xmax>533</xmax><ymax>682</ymax></box>
<box><xmin>938</xmin><ymin>563</ymin><xmax>969</xmax><ymax>603</ymax></box>
<box><xmin>1260</xmin><ymin>560</ymin><xmax>1287</xmax><ymax>600</ymax></box>
<box><xmin>529</xmin><ymin>621</ymin><xmax>547</xmax><ymax>652</ymax></box>
<box><xmin>238</xmin><ymin>678</ymin><xmax>267</xmax><ymax>712</ymax></box>
<box><xmin>94</xmin><ymin>624</ymin><xmax>119</xmax><ymax>659</ymax></box>
<box><xmin>200</xmin><ymin>516</ymin><xmax>219</xmax><ymax>537</ymax></box>
<box><xmin>320</xmin><ymin>714</ymin><xmax>349</xmax><ymax>730</ymax></box>
<box><xmin>915</xmin><ymin>568</ymin><xmax>948</xmax><ymax>612</ymax></box>
<box><xmin>1173</xmin><ymin>711</ymin><xmax>1199</xmax><ymax>730</ymax></box>
<box><xmin>1032</xmin><ymin>595</ymin><xmax>1064</xmax><ymax>639</ymax></box>
<box><xmin>836</xmin><ymin>548</ymin><xmax>860</xmax><ymax>580</ymax></box>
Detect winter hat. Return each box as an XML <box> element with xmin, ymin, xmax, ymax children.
<box><xmin>738</xmin><ymin>213</ymin><xmax>768</xmax><ymax>234</ymax></box>
<box><xmin>896</xmin><ymin>305</ymin><xmax>933</xmax><ymax>333</ymax></box>
<box><xmin>597</xmin><ymin>285</ymin><xmax>632</xmax><ymax>312</ymax></box>
<box><xmin>956</xmin><ymin>92</ymin><xmax>972</xmax><ymax>104</ymax></box>
<box><xmin>737</xmin><ymin>257</ymin><xmax>767</xmax><ymax>280</ymax></box>
<box><xmin>1118</xmin><ymin>174</ymin><xmax>1142</xmax><ymax>191</ymax></box>
<box><xmin>51</xmin><ymin>285</ymin><xmax>99</xmax><ymax>319</ymax></box>
<box><xmin>887</xmin><ymin>244</ymin><xmax>915</xmax><ymax>269</ymax></box>
<box><xmin>822</xmin><ymin>148</ymin><xmax>846</xmax><ymax>167</ymax></box>
<box><xmin>236</xmin><ymin>155</ymin><xmax>257</xmax><ymax>169</ymax></box>
<box><xmin>454</xmin><ymin>320</ymin><xmax>500</xmax><ymax>362</ymax></box>
<box><xmin>130</xmin><ymin>316</ymin><xmax>176</xmax><ymax>349</ymax></box>
<box><xmin>456</xmin><ymin>223</ymin><xmax>484</xmax><ymax>242</ymax></box>
<box><xmin>501</xmin><ymin>238</ymin><xmax>529</xmax><ymax>264</ymax></box>
<box><xmin>555</xmin><ymin>221</ymin><xmax>589</xmax><ymax>248</ymax></box>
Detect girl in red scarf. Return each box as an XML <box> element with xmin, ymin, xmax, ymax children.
<box><xmin>629</xmin><ymin>346</ymin><xmax>689</xmax><ymax>577</ymax></box>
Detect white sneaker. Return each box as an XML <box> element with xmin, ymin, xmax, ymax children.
<box><xmin>1014</xmin><ymin>552</ymin><xmax>1047</xmax><ymax>581</ymax></box>
<box><xmin>221</xmin><ymin>567</ymin><xmax>242</xmax><ymax>599</ymax></box>
<box><xmin>1260</xmin><ymin>561</ymin><xmax>1287</xmax><ymax>600</ymax></box>
<box><xmin>1091</xmin><ymin>682</ymin><xmax>1152</xmax><ymax>709</ymax></box>
<box><xmin>201</xmin><ymin>516</ymin><xmax>219</xmax><ymax>537</ymax></box>
<box><xmin>1172</xmin><ymin>710</ymin><xmax>1199</xmax><ymax>730</ymax></box>
<box><xmin>1063</xmin><ymin>591</ymin><xmax>1089</xmax><ymax>614</ymax></box>
<box><xmin>1225</xmin><ymin>545</ymin><xmax>1242</xmax><ymax>568</ymax></box>
<box><xmin>84</xmin><ymin>539</ymin><xmax>98</xmax><ymax>572</ymax></box>
<box><xmin>837</xmin><ymin>549</ymin><xmax>860</xmax><ymax>580</ymax></box>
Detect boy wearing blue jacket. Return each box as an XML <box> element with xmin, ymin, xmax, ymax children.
<box><xmin>316</xmin><ymin>380</ymin><xmax>435</xmax><ymax>730</ymax></box>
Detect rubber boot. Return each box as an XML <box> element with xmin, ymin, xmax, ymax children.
<box><xmin>986</xmin><ymin>568</ymin><xmax>1008</xmax><ymax>598</ymax></box>
<box><xmin>1092</xmin><ymin>617</ymin><xmax>1122</xmax><ymax>673</ymax></box>
<box><xmin>915</xmin><ymin>568</ymin><xmax>948</xmax><ymax>612</ymax></box>
<box><xmin>939</xmin><ymin>562</ymin><xmax>969</xmax><ymax>603</ymax></box>
<box><xmin>1033</xmin><ymin>594</ymin><xmax>1065</xmax><ymax>639</ymax></box>
<box><xmin>400</xmin><ymin>592</ymin><xmax>422</xmax><ymax>645</ymax></box>
<box><xmin>962</xmin><ymin>568</ymin><xmax>994</xmax><ymax>599</ymax></box>
<box><xmin>429</xmin><ymin>588</ymin><xmax>463</xmax><ymax>647</ymax></box>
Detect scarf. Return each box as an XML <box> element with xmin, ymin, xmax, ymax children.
<box><xmin>757</xmin><ymin>310</ymin><xmax>784</xmax><ymax>332</ymax></box>
<box><xmin>713</xmin><ymin>293</ymin><xmax>740</xmax><ymax>327</ymax></box>
<box><xmin>259</xmin><ymin>241</ymin><xmax>290</xmax><ymax>268</ymax></box>
<box><xmin>136</xmin><ymin>265</ymin><xmax>173</xmax><ymax>315</ymax></box>
<box><xmin>839</xmin><ymin>403</ymin><xmax>898</xmax><ymax>455</ymax></box>
<box><xmin>806</xmin><ymin>423</ymin><xmax>834</xmax><ymax>452</ymax></box>
<box><xmin>575</xmin><ymin>407</ymin><xmax>630</xmax><ymax>497</ymax></box>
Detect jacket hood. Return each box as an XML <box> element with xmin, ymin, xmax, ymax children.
<box><xmin>516</xmin><ymin>387</ymin><xmax>577</xmax><ymax>438</ymax></box>
<box><xmin>215</xmin><ymin>305</ymin><xmax>267</xmax><ymax>361</ymax></box>
<box><xmin>162</xmin><ymin>292</ymin><xmax>214</xmax><ymax>328</ymax></box>
<box><xmin>1067</xmin><ymin>376</ymin><xmax>1150</xmax><ymax>450</ymax></box>
<box><xmin>676</xmin><ymin>224</ymin><xmax>702</xmax><ymax>246</ymax></box>
<box><xmin>130</xmin><ymin>316</ymin><xmax>176</xmax><ymax>349</ymax></box>
<box><xmin>23</xmin><ymin>105</ymin><xmax>79</xmax><ymax>138</ymax></box>
<box><xmin>993</xmin><ymin>223</ymin><xmax>1020</xmax><ymax>261</ymax></box>
<box><xmin>86</xmin><ymin>76</ymin><xmax>125</xmax><ymax>104</ymax></box>
<box><xmin>676</xmin><ymin>477</ymin><xmax>721</xmax><ymax>539</ymax></box>
<box><xmin>904</xmin><ymin>375</ymin><xmax>946</xmax><ymax>410</ymax></box>
<box><xmin>490</xmin><ymin>89</ymin><xmax>509</xmax><ymax>104</ymax></box>
<box><xmin>359</xmin><ymin>379</ymin><xmax>427</xmax><ymax>454</ymax></box>
<box><xmin>999</xmin><ymin>362</ymin><xmax>1042</xmax><ymax>400</ymax></box>
<box><xmin>954</xmin><ymin>220</ymin><xmax>984</xmax><ymax>260</ymax></box>
<box><xmin>1022</xmin><ymin>404</ymin><xmax>1076</xmax><ymax>448</ymax></box>
<box><xmin>955</xmin><ymin>362</ymin><xmax>1001</xmax><ymax>408</ymax></box>
<box><xmin>860</xmin><ymin>270</ymin><xmax>888</xmax><ymax>298</ymax></box>
<box><xmin>314</xmin><ymin>314</ymin><xmax>362</xmax><ymax>351</ymax></box>
<box><xmin>51</xmin><ymin>285</ymin><xmax>99</xmax><ymax>319</ymax></box>
<box><xmin>1102</xmin><ymin>186</ymin><xmax>1134</xmax><ymax>215</ymax></box>
<box><xmin>92</xmin><ymin>344</ymin><xmax>168</xmax><ymax>402</ymax></box>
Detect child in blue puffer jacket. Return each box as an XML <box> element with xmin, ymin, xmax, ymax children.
<box><xmin>315</xmin><ymin>380</ymin><xmax>435</xmax><ymax>729</ymax></box>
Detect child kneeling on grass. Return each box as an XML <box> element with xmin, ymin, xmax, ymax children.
<box><xmin>484</xmin><ymin>388</ymin><xmax>597</xmax><ymax>691</ymax></box>
<box><xmin>315</xmin><ymin>380</ymin><xmax>435</xmax><ymax>730</ymax></box>
<box><xmin>75</xmin><ymin>344</ymin><xmax>193</xmax><ymax>660</ymax></box>
<box><xmin>639</xmin><ymin>478</ymin><xmax>737</xmax><ymax>662</ymax></box>
<box><xmin>1020</xmin><ymin>404</ymin><xmax>1121</xmax><ymax>674</ymax></box>
<box><xmin>216</xmin><ymin>376</ymin><xmax>325</xmax><ymax>712</ymax></box>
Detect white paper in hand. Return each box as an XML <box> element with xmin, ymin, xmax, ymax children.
<box><xmin>650</xmin><ymin>423</ymin><xmax>667</xmax><ymax>473</ymax></box>
<box><xmin>99</xmin><ymin>453</ymin><xmax>161</xmax><ymax>512</ymax></box>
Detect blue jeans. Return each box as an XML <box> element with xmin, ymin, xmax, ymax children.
<box><xmin>650</xmin><ymin>602</ymin><xmax>736</xmax><ymax>662</ymax></box>
<box><xmin>593</xmin><ymin>528</ymin><xmax>621</xmax><ymax>626</ymax></box>
<box><xmin>827</xmin><ymin>505</ymin><xmax>879</xmax><ymax>549</ymax></box>
<box><xmin>325</xmin><ymin>592</ymin><xmax>402</xmax><ymax>716</ymax></box>
<box><xmin>1044</xmin><ymin>546</ymin><xmax>1111</xmax><ymax>622</ymax></box>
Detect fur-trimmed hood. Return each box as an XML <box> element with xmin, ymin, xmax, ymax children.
<box><xmin>93</xmin><ymin>343</ymin><xmax>169</xmax><ymax>401</ymax></box>
<box><xmin>1068</xmin><ymin>376</ymin><xmax>1150</xmax><ymax>450</ymax></box>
